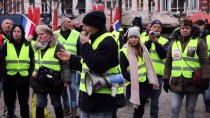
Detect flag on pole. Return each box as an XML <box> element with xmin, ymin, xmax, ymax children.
<box><xmin>113</xmin><ymin>20</ymin><xmax>120</xmax><ymax>32</ymax></box>
<box><xmin>22</xmin><ymin>14</ymin><xmax>36</xmax><ymax>38</ymax></box>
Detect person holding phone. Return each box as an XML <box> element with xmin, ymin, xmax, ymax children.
<box><xmin>142</xmin><ymin>20</ymin><xmax>170</xmax><ymax>118</ymax></box>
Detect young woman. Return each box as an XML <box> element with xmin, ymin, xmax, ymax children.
<box><xmin>0</xmin><ymin>25</ymin><xmax>34</xmax><ymax>118</ymax></box>
<box><xmin>120</xmin><ymin>27</ymin><xmax>156</xmax><ymax>118</ymax></box>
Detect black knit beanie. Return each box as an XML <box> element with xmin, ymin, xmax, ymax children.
<box><xmin>132</xmin><ymin>17</ymin><xmax>142</xmax><ymax>26</ymax></box>
<box><xmin>151</xmin><ymin>20</ymin><xmax>162</xmax><ymax>28</ymax></box>
<box><xmin>82</xmin><ymin>11</ymin><xmax>106</xmax><ymax>29</ymax></box>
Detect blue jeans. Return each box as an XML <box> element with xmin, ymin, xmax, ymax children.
<box><xmin>81</xmin><ymin>110</ymin><xmax>113</xmax><ymax>118</ymax></box>
<box><xmin>203</xmin><ymin>88</ymin><xmax>210</xmax><ymax>101</ymax></box>
<box><xmin>150</xmin><ymin>76</ymin><xmax>163</xmax><ymax>118</ymax></box>
<box><xmin>36</xmin><ymin>92</ymin><xmax>62</xmax><ymax>107</ymax></box>
<box><xmin>170</xmin><ymin>92</ymin><xmax>199</xmax><ymax>118</ymax></box>
<box><xmin>62</xmin><ymin>70</ymin><xmax>78</xmax><ymax>108</ymax></box>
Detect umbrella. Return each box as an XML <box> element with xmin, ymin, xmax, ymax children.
<box><xmin>189</xmin><ymin>12</ymin><xmax>210</xmax><ymax>24</ymax></box>
<box><xmin>53</xmin><ymin>8</ymin><xmax>58</xmax><ymax>31</ymax></box>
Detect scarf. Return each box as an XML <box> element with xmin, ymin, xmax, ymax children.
<box><xmin>127</xmin><ymin>42</ymin><xmax>159</xmax><ymax>106</ymax></box>
<box><xmin>128</xmin><ymin>44</ymin><xmax>140</xmax><ymax>105</ymax></box>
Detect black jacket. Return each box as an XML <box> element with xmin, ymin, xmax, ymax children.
<box><xmin>69</xmin><ymin>28</ymin><xmax>125</xmax><ymax>112</ymax></box>
<box><xmin>0</xmin><ymin>40</ymin><xmax>34</xmax><ymax>85</ymax></box>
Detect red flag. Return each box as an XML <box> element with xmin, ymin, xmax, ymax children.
<box><xmin>110</xmin><ymin>7</ymin><xmax>113</xmax><ymax>25</ymax></box>
<box><xmin>114</xmin><ymin>6</ymin><xmax>120</xmax><ymax>22</ymax></box>
<box><xmin>53</xmin><ymin>8</ymin><xmax>58</xmax><ymax>30</ymax></box>
<box><xmin>92</xmin><ymin>5</ymin><xmax>97</xmax><ymax>11</ymax></box>
<box><xmin>28</xmin><ymin>6</ymin><xmax>33</xmax><ymax>21</ymax></box>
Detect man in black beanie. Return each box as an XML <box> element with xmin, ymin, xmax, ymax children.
<box><xmin>56</xmin><ymin>11</ymin><xmax>126</xmax><ymax>117</ymax></box>
<box><xmin>143</xmin><ymin>19</ymin><xmax>170</xmax><ymax>118</ymax></box>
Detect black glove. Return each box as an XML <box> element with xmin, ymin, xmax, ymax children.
<box><xmin>163</xmin><ymin>79</ymin><xmax>171</xmax><ymax>93</ymax></box>
<box><xmin>202</xmin><ymin>79</ymin><xmax>210</xmax><ymax>91</ymax></box>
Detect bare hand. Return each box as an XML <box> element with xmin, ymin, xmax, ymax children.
<box><xmin>80</xmin><ymin>32</ymin><xmax>91</xmax><ymax>44</ymax></box>
<box><xmin>64</xmin><ymin>82</ymin><xmax>70</xmax><ymax>87</ymax></box>
<box><xmin>32</xmin><ymin>72</ymin><xmax>37</xmax><ymax>78</ymax></box>
<box><xmin>149</xmin><ymin>34</ymin><xmax>158</xmax><ymax>44</ymax></box>
<box><xmin>57</xmin><ymin>49</ymin><xmax>71</xmax><ymax>61</ymax></box>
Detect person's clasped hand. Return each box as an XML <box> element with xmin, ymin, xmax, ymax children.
<box><xmin>163</xmin><ymin>79</ymin><xmax>171</xmax><ymax>93</ymax></box>
<box><xmin>149</xmin><ymin>31</ymin><xmax>158</xmax><ymax>44</ymax></box>
<box><xmin>80</xmin><ymin>32</ymin><xmax>91</xmax><ymax>44</ymax></box>
<box><xmin>57</xmin><ymin>49</ymin><xmax>71</xmax><ymax>61</ymax></box>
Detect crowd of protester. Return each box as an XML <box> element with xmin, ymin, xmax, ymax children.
<box><xmin>0</xmin><ymin>11</ymin><xmax>210</xmax><ymax>118</ymax></box>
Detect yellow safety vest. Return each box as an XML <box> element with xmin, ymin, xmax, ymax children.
<box><xmin>171</xmin><ymin>38</ymin><xmax>201</xmax><ymax>78</ymax></box>
<box><xmin>120</xmin><ymin>48</ymin><xmax>147</xmax><ymax>86</ymax></box>
<box><xmin>206</xmin><ymin>35</ymin><xmax>210</xmax><ymax>56</ymax></box>
<box><xmin>34</xmin><ymin>42</ymin><xmax>61</xmax><ymax>72</ymax></box>
<box><xmin>54</xmin><ymin>29</ymin><xmax>80</xmax><ymax>55</ymax></box>
<box><xmin>79</xmin><ymin>33</ymin><xmax>124</xmax><ymax>94</ymax></box>
<box><xmin>140</xmin><ymin>31</ymin><xmax>147</xmax><ymax>38</ymax></box>
<box><xmin>6</xmin><ymin>42</ymin><xmax>30</xmax><ymax>76</ymax></box>
<box><xmin>142</xmin><ymin>36</ymin><xmax>168</xmax><ymax>75</ymax></box>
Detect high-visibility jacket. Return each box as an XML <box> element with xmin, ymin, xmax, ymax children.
<box><xmin>171</xmin><ymin>38</ymin><xmax>201</xmax><ymax>78</ymax></box>
<box><xmin>54</xmin><ymin>29</ymin><xmax>80</xmax><ymax>55</ymax></box>
<box><xmin>79</xmin><ymin>33</ymin><xmax>124</xmax><ymax>94</ymax></box>
<box><xmin>140</xmin><ymin>31</ymin><xmax>147</xmax><ymax>38</ymax></box>
<box><xmin>34</xmin><ymin>42</ymin><xmax>61</xmax><ymax>72</ymax></box>
<box><xmin>6</xmin><ymin>42</ymin><xmax>30</xmax><ymax>76</ymax></box>
<box><xmin>120</xmin><ymin>47</ymin><xmax>147</xmax><ymax>86</ymax></box>
<box><xmin>142</xmin><ymin>36</ymin><xmax>168</xmax><ymax>75</ymax></box>
<box><xmin>206</xmin><ymin>35</ymin><xmax>210</xmax><ymax>55</ymax></box>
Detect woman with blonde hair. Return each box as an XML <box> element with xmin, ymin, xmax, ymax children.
<box><xmin>120</xmin><ymin>27</ymin><xmax>159</xmax><ymax>118</ymax></box>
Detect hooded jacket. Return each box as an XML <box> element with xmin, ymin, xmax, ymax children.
<box><xmin>163</xmin><ymin>26</ymin><xmax>210</xmax><ymax>93</ymax></box>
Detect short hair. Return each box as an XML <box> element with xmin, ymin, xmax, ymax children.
<box><xmin>60</xmin><ymin>17</ymin><xmax>70</xmax><ymax>25</ymax></box>
<box><xmin>194</xmin><ymin>19</ymin><xmax>205</xmax><ymax>26</ymax></box>
<box><xmin>180</xmin><ymin>18</ymin><xmax>193</xmax><ymax>27</ymax></box>
<box><xmin>35</xmin><ymin>25</ymin><xmax>53</xmax><ymax>36</ymax></box>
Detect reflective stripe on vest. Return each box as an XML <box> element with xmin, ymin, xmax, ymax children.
<box><xmin>34</xmin><ymin>42</ymin><xmax>61</xmax><ymax>72</ymax></box>
<box><xmin>206</xmin><ymin>35</ymin><xmax>210</xmax><ymax>55</ymax></box>
<box><xmin>80</xmin><ymin>33</ymin><xmax>123</xmax><ymax>94</ymax></box>
<box><xmin>6</xmin><ymin>42</ymin><xmax>30</xmax><ymax>76</ymax></box>
<box><xmin>54</xmin><ymin>30</ymin><xmax>80</xmax><ymax>54</ymax></box>
<box><xmin>142</xmin><ymin>36</ymin><xmax>168</xmax><ymax>75</ymax></box>
<box><xmin>120</xmin><ymin>48</ymin><xmax>147</xmax><ymax>86</ymax></box>
<box><xmin>171</xmin><ymin>38</ymin><xmax>201</xmax><ymax>78</ymax></box>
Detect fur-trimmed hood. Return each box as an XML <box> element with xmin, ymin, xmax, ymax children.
<box><xmin>34</xmin><ymin>34</ymin><xmax>58</xmax><ymax>50</ymax></box>
<box><xmin>172</xmin><ymin>26</ymin><xmax>200</xmax><ymax>41</ymax></box>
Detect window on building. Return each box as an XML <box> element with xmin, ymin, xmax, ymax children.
<box><xmin>65</xmin><ymin>0</ymin><xmax>72</xmax><ymax>15</ymax></box>
<box><xmin>137</xmin><ymin>0</ymin><xmax>143</xmax><ymax>11</ymax></box>
<box><xmin>125</xmin><ymin>0</ymin><xmax>132</xmax><ymax>11</ymax></box>
<box><xmin>76</xmin><ymin>0</ymin><xmax>85</xmax><ymax>14</ymax></box>
<box><xmin>41</xmin><ymin>0</ymin><xmax>48</xmax><ymax>14</ymax></box>
<box><xmin>16</xmin><ymin>0</ymin><xmax>20</xmax><ymax>13</ymax></box>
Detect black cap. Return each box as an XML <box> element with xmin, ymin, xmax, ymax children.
<box><xmin>82</xmin><ymin>11</ymin><xmax>106</xmax><ymax>29</ymax></box>
<box><xmin>151</xmin><ymin>20</ymin><xmax>162</xmax><ymax>28</ymax></box>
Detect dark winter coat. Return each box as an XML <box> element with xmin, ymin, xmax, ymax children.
<box><xmin>69</xmin><ymin>28</ymin><xmax>126</xmax><ymax>112</ymax></box>
<box><xmin>30</xmin><ymin>36</ymin><xmax>70</xmax><ymax>93</ymax></box>
<box><xmin>163</xmin><ymin>26</ymin><xmax>210</xmax><ymax>93</ymax></box>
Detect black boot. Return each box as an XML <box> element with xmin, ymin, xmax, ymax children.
<box><xmin>205</xmin><ymin>100</ymin><xmax>210</xmax><ymax>113</ymax></box>
<box><xmin>133</xmin><ymin>105</ymin><xmax>144</xmax><ymax>118</ymax></box>
<box><xmin>54</xmin><ymin>106</ymin><xmax>64</xmax><ymax>118</ymax></box>
<box><xmin>36</xmin><ymin>107</ymin><xmax>44</xmax><ymax>118</ymax></box>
